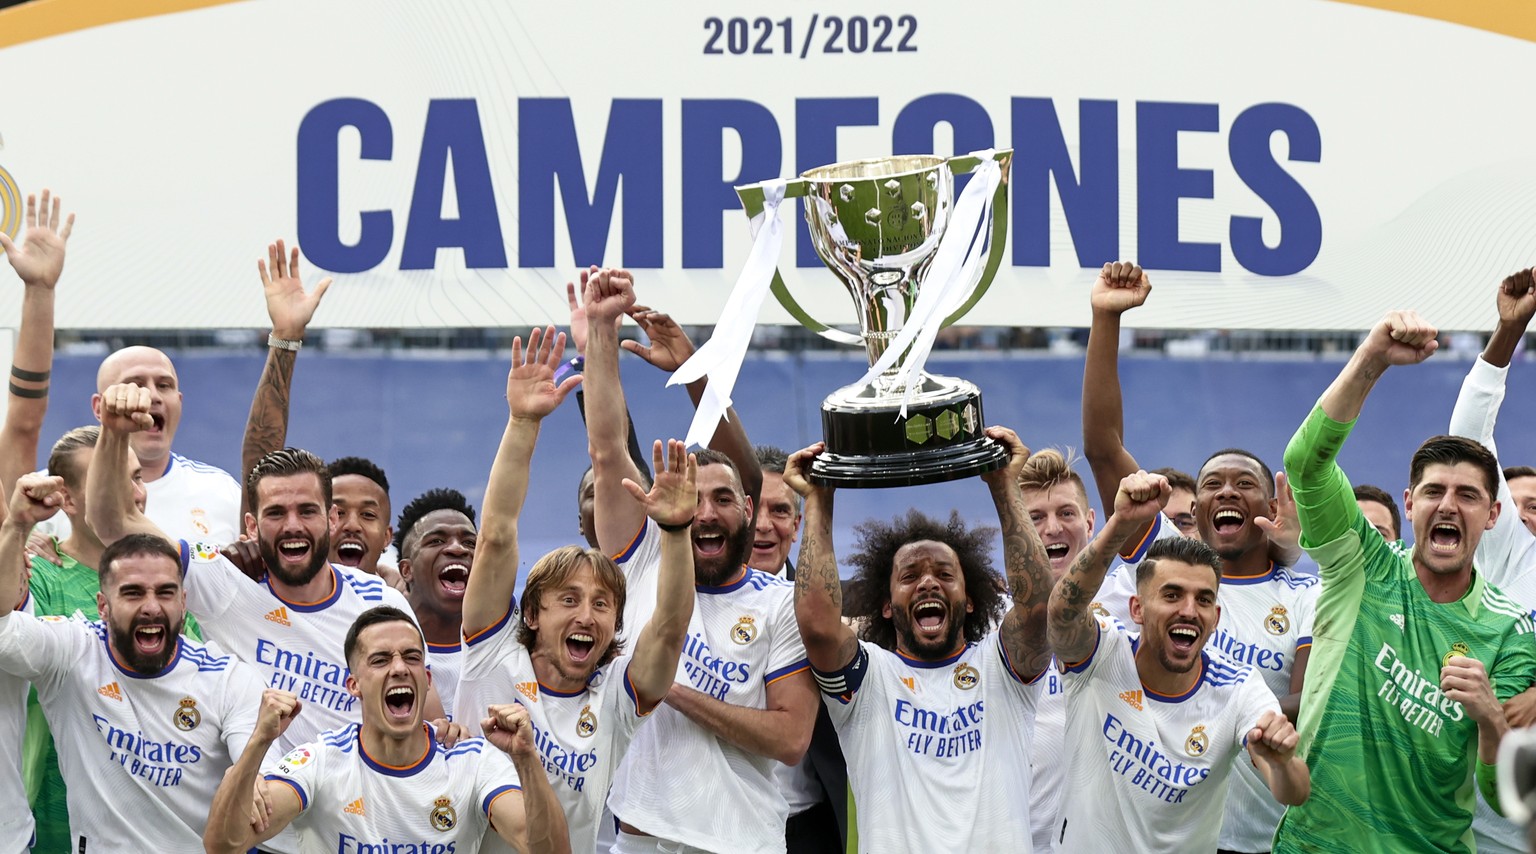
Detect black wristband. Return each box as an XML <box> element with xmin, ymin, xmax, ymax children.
<box><xmin>8</xmin><ymin>382</ymin><xmax>46</xmax><ymax>399</ymax></box>
<box><xmin>9</xmin><ymin>366</ymin><xmax>48</xmax><ymax>382</ymax></box>
<box><xmin>656</xmin><ymin>517</ymin><xmax>694</xmax><ymax>533</ymax></box>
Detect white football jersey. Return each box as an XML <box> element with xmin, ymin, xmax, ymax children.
<box><xmin>148</xmin><ymin>453</ymin><xmax>243</xmax><ymax>545</ymax></box>
<box><xmin>608</xmin><ymin>521</ymin><xmax>810</xmax><ymax>854</ymax></box>
<box><xmin>427</xmin><ymin>640</ymin><xmax>462</xmax><ymax>722</ymax></box>
<box><xmin>0</xmin><ymin>609</ymin><xmax>263</xmax><ymax>853</ymax></box>
<box><xmin>264</xmin><ymin>723</ymin><xmax>523</xmax><ymax>854</ymax></box>
<box><xmin>178</xmin><ymin>541</ymin><xmax>418</xmax><ymax>751</ymax></box>
<box><xmin>1057</xmin><ymin>619</ymin><xmax>1279</xmax><ymax>853</ymax></box>
<box><xmin>457</xmin><ymin>603</ymin><xmax>648</xmax><ymax>854</ymax></box>
<box><xmin>1029</xmin><ymin>658</ymin><xmax>1067</xmax><ymax>853</ymax></box>
<box><xmin>0</xmin><ymin>595</ymin><xmax>35</xmax><ymax>853</ymax></box>
<box><xmin>819</xmin><ymin>634</ymin><xmax>1041</xmax><ymax>853</ymax></box>
<box><xmin>1449</xmin><ymin>354</ymin><xmax>1536</xmax><ymax>852</ymax></box>
<box><xmin>1092</xmin><ymin>512</ymin><xmax>1319</xmax><ymax>850</ymax></box>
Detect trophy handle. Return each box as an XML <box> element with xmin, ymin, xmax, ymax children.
<box><xmin>939</xmin><ymin>149</ymin><xmax>1012</xmax><ymax>328</ymax></box>
<box><xmin>737</xmin><ymin>178</ymin><xmax>865</xmax><ymax>347</ymax></box>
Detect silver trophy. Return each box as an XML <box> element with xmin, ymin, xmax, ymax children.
<box><xmin>737</xmin><ymin>151</ymin><xmax>1012</xmax><ymax>487</ymax></box>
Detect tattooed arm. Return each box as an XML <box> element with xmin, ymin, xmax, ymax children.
<box><xmin>980</xmin><ymin>427</ymin><xmax>1054</xmax><ymax>682</ymax></box>
<box><xmin>240</xmin><ymin>240</ymin><xmax>331</xmax><ymax>517</ymax></box>
<box><xmin>783</xmin><ymin>443</ymin><xmax>857</xmax><ymax>672</ymax></box>
<box><xmin>1049</xmin><ymin>471</ymin><xmax>1170</xmax><ymax>663</ymax></box>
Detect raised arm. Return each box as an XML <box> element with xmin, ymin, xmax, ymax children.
<box><xmin>204</xmin><ymin>690</ymin><xmax>305</xmax><ymax>854</ymax></box>
<box><xmin>568</xmin><ymin>276</ymin><xmax>653</xmax><ymax>488</ymax></box>
<box><xmin>239</xmin><ymin>239</ymin><xmax>332</xmax><ymax>518</ymax></box>
<box><xmin>1082</xmin><ymin>262</ymin><xmax>1157</xmax><ymax>546</ymax></box>
<box><xmin>783</xmin><ymin>442</ymin><xmax>856</xmax><ymax>672</ymax></box>
<box><xmin>981</xmin><ymin>426</ymin><xmax>1054</xmax><ymax>682</ymax></box>
<box><xmin>1049</xmin><ymin>471</ymin><xmax>1170</xmax><ymax>663</ymax></box>
<box><xmin>462</xmin><ymin>327</ymin><xmax>582</xmax><ymax>638</ymax></box>
<box><xmin>85</xmin><ymin>384</ymin><xmax>172</xmax><ymax>545</ymax></box>
<box><xmin>0</xmin><ymin>191</ymin><xmax>73</xmax><ymax>497</ymax></box>
<box><xmin>482</xmin><ymin>702</ymin><xmax>573</xmax><ymax>854</ymax></box>
<box><xmin>624</xmin><ymin>440</ymin><xmax>698</xmax><ymax>707</ymax></box>
<box><xmin>1284</xmin><ymin>311</ymin><xmax>1437</xmax><ymax>548</ymax></box>
<box><xmin>624</xmin><ymin>303</ymin><xmax>763</xmax><ymax>508</ymax></box>
<box><xmin>0</xmin><ymin>473</ymin><xmax>66</xmax><ymax>610</ymax></box>
<box><xmin>582</xmin><ymin>269</ymin><xmax>650</xmax><ymax>555</ymax></box>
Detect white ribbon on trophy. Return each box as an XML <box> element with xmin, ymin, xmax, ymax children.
<box><xmin>668</xmin><ymin>179</ymin><xmax>788</xmax><ymax>448</ymax></box>
<box><xmin>854</xmin><ymin>151</ymin><xmax>1003</xmax><ymax>414</ymax></box>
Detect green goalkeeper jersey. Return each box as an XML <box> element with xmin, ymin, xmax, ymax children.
<box><xmin>1273</xmin><ymin>405</ymin><xmax>1536</xmax><ymax>854</ymax></box>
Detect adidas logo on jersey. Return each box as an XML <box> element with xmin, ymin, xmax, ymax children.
<box><xmin>344</xmin><ymin>798</ymin><xmax>366</xmax><ymax>816</ymax></box>
<box><xmin>1390</xmin><ymin>614</ymin><xmax>1405</xmax><ymax>632</ymax></box>
<box><xmin>899</xmin><ymin>676</ymin><xmax>916</xmax><ymax>692</ymax></box>
<box><xmin>516</xmin><ymin>682</ymin><xmax>538</xmax><ymax>702</ymax></box>
<box><xmin>265</xmin><ymin>607</ymin><xmax>291</xmax><ymax>627</ymax></box>
<box><xmin>98</xmin><ymin>682</ymin><xmax>123</xmax><ymax>701</ymax></box>
<box><xmin>1119</xmin><ymin>690</ymin><xmax>1143</xmax><ymax>711</ymax></box>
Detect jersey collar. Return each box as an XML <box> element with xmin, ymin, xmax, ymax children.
<box><xmin>358</xmin><ymin>723</ymin><xmax>437</xmax><ymax>777</ymax></box>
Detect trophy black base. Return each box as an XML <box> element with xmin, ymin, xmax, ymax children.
<box><xmin>810</xmin><ymin>375</ymin><xmax>1007</xmax><ymax>488</ymax></box>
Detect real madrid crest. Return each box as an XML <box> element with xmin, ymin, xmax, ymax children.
<box><xmin>174</xmin><ymin>697</ymin><xmax>201</xmax><ymax>731</ymax></box>
<box><xmin>1091</xmin><ymin>602</ymin><xmax>1111</xmax><ymax>619</ymax></box>
<box><xmin>1444</xmin><ymin>641</ymin><xmax>1472</xmax><ymax>667</ymax></box>
<box><xmin>430</xmin><ymin>796</ymin><xmax>457</xmax><ymax>832</ymax></box>
<box><xmin>577</xmin><ymin>704</ymin><xmax>598</xmax><ymax>738</ymax></box>
<box><xmin>731</xmin><ymin>615</ymin><xmax>758</xmax><ymax>645</ymax></box>
<box><xmin>1265</xmin><ymin>606</ymin><xmax>1290</xmax><ymax>636</ymax></box>
<box><xmin>953</xmin><ymin>662</ymin><xmax>979</xmax><ymax>690</ymax></box>
<box><xmin>1186</xmin><ymin>725</ymin><xmax>1208</xmax><ymax>757</ymax></box>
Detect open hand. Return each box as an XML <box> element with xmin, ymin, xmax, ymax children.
<box><xmin>506</xmin><ymin>326</ymin><xmax>582</xmax><ymax>421</ymax></box>
<box><xmin>258</xmin><ymin>239</ymin><xmax>332</xmax><ymax>340</ymax></box>
<box><xmin>623</xmin><ymin>305</ymin><xmax>697</xmax><ymax>372</ymax></box>
<box><xmin>0</xmin><ymin>189</ymin><xmax>74</xmax><ymax>288</ymax></box>
<box><xmin>626</xmin><ymin>439</ymin><xmax>697</xmax><ymax>528</ymax></box>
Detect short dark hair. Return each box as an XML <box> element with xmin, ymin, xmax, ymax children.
<box><xmin>754</xmin><ymin>444</ymin><xmax>802</xmax><ymax>515</ymax></box>
<box><xmin>1152</xmin><ymin>467</ymin><xmax>1196</xmax><ymax>495</ymax></box>
<box><xmin>843</xmin><ymin>509</ymin><xmax>1004</xmax><ymax>652</ymax></box>
<box><xmin>1409</xmin><ymin>435</ymin><xmax>1499</xmax><ymax>499</ymax></box>
<box><xmin>1353</xmin><ymin>484</ymin><xmax>1402</xmax><ymax>540</ymax></box>
<box><xmin>1505</xmin><ymin>465</ymin><xmax>1536</xmax><ymax>482</ymax></box>
<box><xmin>1135</xmin><ymin>536</ymin><xmax>1222</xmax><ymax>590</ymax></box>
<box><xmin>99</xmin><ymin>533</ymin><xmax>181</xmax><ymax>586</ymax></box>
<box><xmin>344</xmin><ymin>605</ymin><xmax>424</xmax><ymax>669</ymax></box>
<box><xmin>394</xmin><ymin>488</ymin><xmax>477</xmax><ymax>556</ymax></box>
<box><xmin>1199</xmin><ymin>448</ymin><xmax>1275</xmax><ymax>498</ymax></box>
<box><xmin>754</xmin><ymin>445</ymin><xmax>789</xmax><ymax>475</ymax></box>
<box><xmin>328</xmin><ymin>456</ymin><xmax>390</xmax><ymax>494</ymax></box>
<box><xmin>247</xmin><ymin>448</ymin><xmax>332</xmax><ymax>515</ymax></box>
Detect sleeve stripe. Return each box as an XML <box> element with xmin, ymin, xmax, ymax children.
<box><xmin>178</xmin><ymin>540</ymin><xmax>191</xmax><ymax>576</ymax></box>
<box><xmin>764</xmin><ymin>659</ymin><xmax>811</xmax><ymax>685</ymax></box>
<box><xmin>463</xmin><ymin>603</ymin><xmax>515</xmax><ymax>647</ymax></box>
<box><xmin>612</xmin><ymin>522</ymin><xmax>648</xmax><ymax>563</ymax></box>
<box><xmin>997</xmin><ymin>635</ymin><xmax>1047</xmax><ymax>685</ymax></box>
<box><xmin>1059</xmin><ymin>627</ymin><xmax>1102</xmax><ymax>674</ymax></box>
<box><xmin>1118</xmin><ymin>515</ymin><xmax>1160</xmax><ymax>562</ymax></box>
<box><xmin>482</xmin><ymin>783</ymin><xmax>522</xmax><ymax>818</ymax></box>
<box><xmin>623</xmin><ymin>663</ymin><xmax>657</xmax><ymax>717</ymax></box>
<box><xmin>262</xmin><ymin>775</ymin><xmax>308</xmax><ymax>811</ymax></box>
<box><xmin>1294</xmin><ymin>637</ymin><xmax>1313</xmax><ymax>651</ymax></box>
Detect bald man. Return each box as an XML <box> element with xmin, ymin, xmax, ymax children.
<box><xmin>86</xmin><ymin>346</ymin><xmax>241</xmax><ymax>543</ymax></box>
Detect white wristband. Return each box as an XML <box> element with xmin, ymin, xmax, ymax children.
<box><xmin>268</xmin><ymin>334</ymin><xmax>303</xmax><ymax>351</ymax></box>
